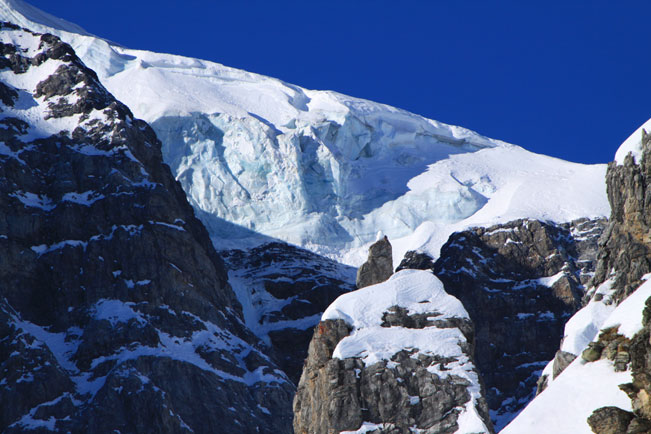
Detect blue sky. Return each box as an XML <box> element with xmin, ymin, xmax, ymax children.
<box><xmin>29</xmin><ymin>0</ymin><xmax>651</xmax><ymax>164</ymax></box>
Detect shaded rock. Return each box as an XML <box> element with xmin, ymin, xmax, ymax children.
<box><xmin>588</xmin><ymin>406</ymin><xmax>635</xmax><ymax>434</ymax></box>
<box><xmin>0</xmin><ymin>24</ymin><xmax>293</xmax><ymax>433</ymax></box>
<box><xmin>593</xmin><ymin>129</ymin><xmax>651</xmax><ymax>301</ymax></box>
<box><xmin>431</xmin><ymin>217</ymin><xmax>605</xmax><ymax>428</ymax></box>
<box><xmin>292</xmin><ymin>319</ymin><xmax>360</xmax><ymax>434</ymax></box>
<box><xmin>553</xmin><ymin>350</ymin><xmax>578</xmax><ymax>379</ymax></box>
<box><xmin>356</xmin><ymin>236</ymin><xmax>393</xmax><ymax>289</ymax></box>
<box><xmin>396</xmin><ymin>250</ymin><xmax>436</xmax><ymax>273</ymax></box>
<box><xmin>627</xmin><ymin>417</ymin><xmax>651</xmax><ymax>433</ymax></box>
<box><xmin>221</xmin><ymin>242</ymin><xmax>355</xmax><ymax>384</ymax></box>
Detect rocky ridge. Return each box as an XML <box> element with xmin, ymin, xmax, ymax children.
<box><xmin>593</xmin><ymin>130</ymin><xmax>651</xmax><ymax>301</ymax></box>
<box><xmin>0</xmin><ymin>23</ymin><xmax>293</xmax><ymax>433</ymax></box>
<box><xmin>399</xmin><ymin>217</ymin><xmax>605</xmax><ymax>429</ymax></box>
<box><xmin>584</xmin><ymin>130</ymin><xmax>651</xmax><ymax>432</ymax></box>
<box><xmin>500</xmin><ymin>126</ymin><xmax>651</xmax><ymax>433</ymax></box>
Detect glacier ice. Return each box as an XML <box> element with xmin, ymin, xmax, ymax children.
<box><xmin>0</xmin><ymin>0</ymin><xmax>610</xmax><ymax>266</ymax></box>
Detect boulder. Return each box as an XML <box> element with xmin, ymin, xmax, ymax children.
<box><xmin>587</xmin><ymin>407</ymin><xmax>635</xmax><ymax>434</ymax></box>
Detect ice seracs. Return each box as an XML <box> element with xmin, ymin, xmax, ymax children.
<box><xmin>0</xmin><ymin>0</ymin><xmax>610</xmax><ymax>268</ymax></box>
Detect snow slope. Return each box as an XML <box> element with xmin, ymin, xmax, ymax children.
<box><xmin>501</xmin><ymin>278</ymin><xmax>651</xmax><ymax>433</ymax></box>
<box><xmin>0</xmin><ymin>0</ymin><xmax>610</xmax><ymax>267</ymax></box>
<box><xmin>615</xmin><ymin>117</ymin><xmax>651</xmax><ymax>164</ymax></box>
<box><xmin>500</xmin><ymin>358</ymin><xmax>632</xmax><ymax>434</ymax></box>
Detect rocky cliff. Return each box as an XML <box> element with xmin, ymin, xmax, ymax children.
<box><xmin>399</xmin><ymin>217</ymin><xmax>605</xmax><ymax>429</ymax></box>
<box><xmin>501</xmin><ymin>125</ymin><xmax>651</xmax><ymax>433</ymax></box>
<box><xmin>0</xmin><ymin>23</ymin><xmax>293</xmax><ymax>433</ymax></box>
<box><xmin>585</xmin><ymin>129</ymin><xmax>651</xmax><ymax>432</ymax></box>
<box><xmin>293</xmin><ymin>269</ymin><xmax>494</xmax><ymax>434</ymax></box>
<box><xmin>593</xmin><ymin>130</ymin><xmax>651</xmax><ymax>301</ymax></box>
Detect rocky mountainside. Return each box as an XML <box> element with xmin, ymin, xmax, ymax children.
<box><xmin>0</xmin><ymin>23</ymin><xmax>293</xmax><ymax>433</ymax></box>
<box><xmin>221</xmin><ymin>242</ymin><xmax>356</xmax><ymax>384</ymax></box>
<box><xmin>0</xmin><ymin>3</ymin><xmax>632</xmax><ymax>434</ymax></box>
<box><xmin>389</xmin><ymin>217</ymin><xmax>604</xmax><ymax>429</ymax></box>
<box><xmin>502</xmin><ymin>124</ymin><xmax>651</xmax><ymax>433</ymax></box>
<box><xmin>432</xmin><ymin>218</ymin><xmax>605</xmax><ymax>428</ymax></box>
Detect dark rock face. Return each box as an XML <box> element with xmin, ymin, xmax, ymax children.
<box><xmin>427</xmin><ymin>217</ymin><xmax>605</xmax><ymax>428</ymax></box>
<box><xmin>221</xmin><ymin>241</ymin><xmax>356</xmax><ymax>384</ymax></box>
<box><xmin>396</xmin><ymin>250</ymin><xmax>436</xmax><ymax>273</ymax></box>
<box><xmin>0</xmin><ymin>23</ymin><xmax>293</xmax><ymax>433</ymax></box>
<box><xmin>593</xmin><ymin>130</ymin><xmax>651</xmax><ymax>301</ymax></box>
<box><xmin>356</xmin><ymin>236</ymin><xmax>393</xmax><ymax>289</ymax></box>
<box><xmin>293</xmin><ymin>293</ymin><xmax>494</xmax><ymax>434</ymax></box>
<box><xmin>588</xmin><ymin>406</ymin><xmax>636</xmax><ymax>434</ymax></box>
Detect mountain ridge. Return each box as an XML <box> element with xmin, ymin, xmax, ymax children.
<box><xmin>0</xmin><ymin>22</ymin><xmax>294</xmax><ymax>432</ymax></box>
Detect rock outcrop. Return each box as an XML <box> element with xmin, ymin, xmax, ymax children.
<box><xmin>610</xmin><ymin>297</ymin><xmax>651</xmax><ymax>432</ymax></box>
<box><xmin>293</xmin><ymin>269</ymin><xmax>494</xmax><ymax>434</ymax></box>
<box><xmin>0</xmin><ymin>23</ymin><xmax>293</xmax><ymax>433</ymax></box>
<box><xmin>582</xmin><ymin>296</ymin><xmax>651</xmax><ymax>433</ymax></box>
<box><xmin>588</xmin><ymin>406</ymin><xmax>636</xmax><ymax>434</ymax></box>
<box><xmin>593</xmin><ymin>130</ymin><xmax>651</xmax><ymax>301</ymax></box>
<box><xmin>356</xmin><ymin>235</ymin><xmax>393</xmax><ymax>289</ymax></box>
<box><xmin>585</xmin><ymin>130</ymin><xmax>651</xmax><ymax>433</ymax></box>
<box><xmin>400</xmin><ymin>218</ymin><xmax>605</xmax><ymax>429</ymax></box>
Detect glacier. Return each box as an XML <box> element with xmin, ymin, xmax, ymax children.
<box><xmin>0</xmin><ymin>0</ymin><xmax>610</xmax><ymax>267</ymax></box>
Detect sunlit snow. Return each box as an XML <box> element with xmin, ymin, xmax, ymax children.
<box><xmin>0</xmin><ymin>4</ymin><xmax>610</xmax><ymax>267</ymax></box>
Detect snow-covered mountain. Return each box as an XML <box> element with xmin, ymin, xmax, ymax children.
<box><xmin>0</xmin><ymin>0</ymin><xmax>609</xmax><ymax>268</ymax></box>
<box><xmin>0</xmin><ymin>2</ymin><xmax>634</xmax><ymax>434</ymax></box>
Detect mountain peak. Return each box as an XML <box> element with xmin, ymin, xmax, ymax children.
<box><xmin>0</xmin><ymin>0</ymin><xmax>90</xmax><ymax>36</ymax></box>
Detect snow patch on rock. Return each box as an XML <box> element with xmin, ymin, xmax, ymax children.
<box><xmin>614</xmin><ymin>117</ymin><xmax>651</xmax><ymax>165</ymax></box>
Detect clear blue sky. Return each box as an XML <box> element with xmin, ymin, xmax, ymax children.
<box><xmin>28</xmin><ymin>0</ymin><xmax>651</xmax><ymax>164</ymax></box>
